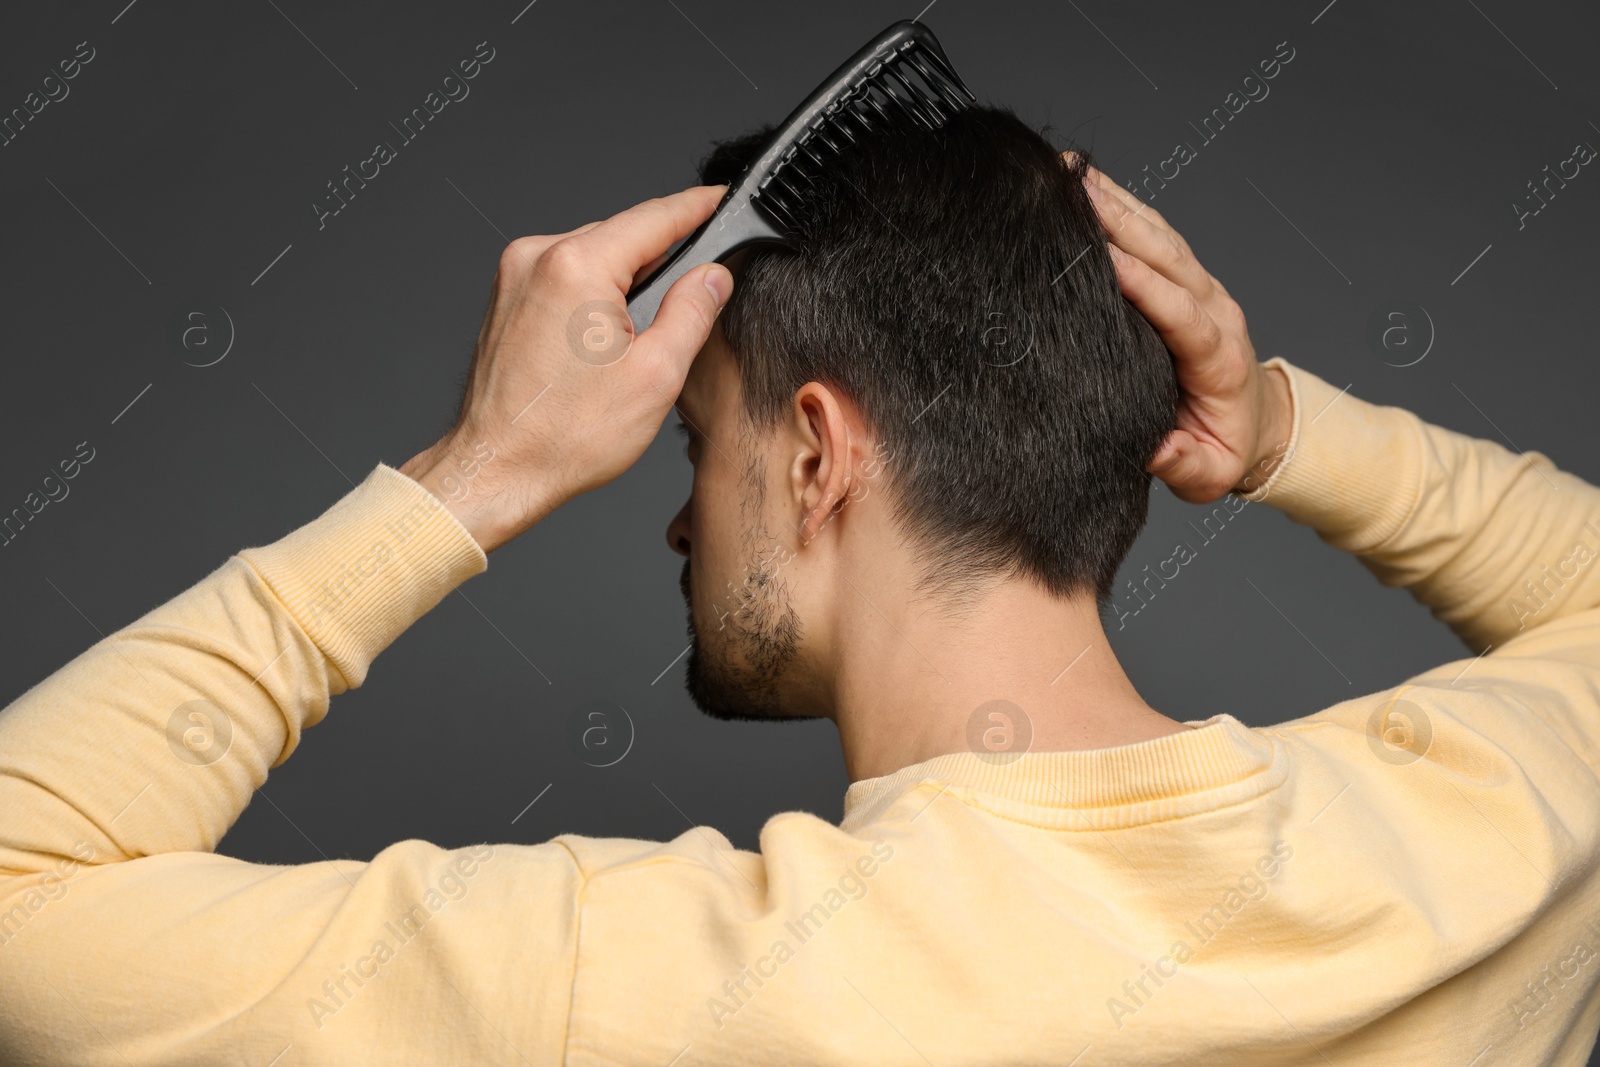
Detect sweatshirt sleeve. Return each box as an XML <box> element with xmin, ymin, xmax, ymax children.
<box><xmin>1237</xmin><ymin>357</ymin><xmax>1600</xmax><ymax>654</ymax></box>
<box><xmin>0</xmin><ymin>465</ymin><xmax>580</xmax><ymax>1064</ymax></box>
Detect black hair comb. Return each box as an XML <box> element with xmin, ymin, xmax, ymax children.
<box><xmin>625</xmin><ymin>19</ymin><xmax>976</xmax><ymax>331</ymax></box>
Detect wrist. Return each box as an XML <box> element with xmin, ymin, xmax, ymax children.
<box><xmin>399</xmin><ymin>438</ymin><xmax>524</xmax><ymax>553</ymax></box>
<box><xmin>1232</xmin><ymin>362</ymin><xmax>1293</xmax><ymax>495</ymax></box>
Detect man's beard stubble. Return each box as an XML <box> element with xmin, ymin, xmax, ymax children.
<box><xmin>678</xmin><ymin>542</ymin><xmax>805</xmax><ymax>723</ymax></box>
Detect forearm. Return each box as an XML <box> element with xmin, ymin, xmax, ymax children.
<box><xmin>0</xmin><ymin>464</ymin><xmax>486</xmax><ymax>878</ymax></box>
<box><xmin>1237</xmin><ymin>358</ymin><xmax>1600</xmax><ymax>652</ymax></box>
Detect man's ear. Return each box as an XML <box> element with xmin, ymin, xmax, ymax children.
<box><xmin>788</xmin><ymin>382</ymin><xmax>860</xmax><ymax>546</ymax></box>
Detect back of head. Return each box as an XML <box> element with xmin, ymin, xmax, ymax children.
<box><xmin>697</xmin><ymin>104</ymin><xmax>1177</xmax><ymax>612</ymax></box>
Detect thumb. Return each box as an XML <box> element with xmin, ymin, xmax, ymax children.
<box><xmin>1145</xmin><ymin>428</ymin><xmax>1224</xmax><ymax>503</ymax></box>
<box><xmin>632</xmin><ymin>263</ymin><xmax>732</xmax><ymax>382</ymax></box>
<box><xmin>1146</xmin><ymin>430</ymin><xmax>1192</xmax><ymax>475</ymax></box>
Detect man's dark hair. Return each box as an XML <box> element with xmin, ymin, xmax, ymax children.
<box><xmin>697</xmin><ymin>105</ymin><xmax>1178</xmax><ymax>612</ymax></box>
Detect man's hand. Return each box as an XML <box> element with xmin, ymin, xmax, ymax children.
<box><xmin>1077</xmin><ymin>162</ymin><xmax>1292</xmax><ymax>504</ymax></box>
<box><xmin>400</xmin><ymin>185</ymin><xmax>734</xmax><ymax>552</ymax></box>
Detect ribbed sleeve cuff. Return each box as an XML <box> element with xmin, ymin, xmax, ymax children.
<box><xmin>1235</xmin><ymin>357</ymin><xmax>1424</xmax><ymax>553</ymax></box>
<box><xmin>238</xmin><ymin>463</ymin><xmax>488</xmax><ymax>689</ymax></box>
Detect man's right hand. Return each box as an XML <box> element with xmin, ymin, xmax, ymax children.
<box><xmin>1079</xmin><ymin>163</ymin><xmax>1292</xmax><ymax>505</ymax></box>
<box><xmin>400</xmin><ymin>185</ymin><xmax>734</xmax><ymax>553</ymax></box>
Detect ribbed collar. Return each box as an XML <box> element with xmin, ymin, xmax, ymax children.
<box><xmin>839</xmin><ymin>713</ymin><xmax>1285</xmax><ymax>831</ymax></box>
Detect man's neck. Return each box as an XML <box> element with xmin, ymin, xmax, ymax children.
<box><xmin>826</xmin><ymin>569</ymin><xmax>1193</xmax><ymax>782</ymax></box>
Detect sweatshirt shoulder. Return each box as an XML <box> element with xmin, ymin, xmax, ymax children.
<box><xmin>1266</xmin><ymin>623</ymin><xmax>1600</xmax><ymax>795</ymax></box>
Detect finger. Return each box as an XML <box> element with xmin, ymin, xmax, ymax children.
<box><xmin>1091</xmin><ymin>178</ymin><xmax>1219</xmax><ymax>307</ymax></box>
<box><xmin>542</xmin><ymin>221</ymin><xmax>605</xmax><ymax>243</ymax></box>
<box><xmin>548</xmin><ymin>217</ymin><xmax>662</xmax><ymax>292</ymax></box>
<box><xmin>494</xmin><ymin>221</ymin><xmax>604</xmax><ymax>285</ymax></box>
<box><xmin>1084</xmin><ymin>170</ymin><xmax>1178</xmax><ymax>261</ymax></box>
<box><xmin>1146</xmin><ymin>428</ymin><xmax>1196</xmax><ymax>472</ymax></box>
<box><xmin>1109</xmin><ymin>243</ymin><xmax>1224</xmax><ymax>359</ymax></box>
<box><xmin>570</xmin><ymin>185</ymin><xmax>728</xmax><ymax>292</ymax></box>
<box><xmin>629</xmin><ymin>262</ymin><xmax>732</xmax><ymax>393</ymax></box>
<box><xmin>1069</xmin><ymin>157</ymin><xmax>1172</xmax><ymax>238</ymax></box>
<box><xmin>496</xmin><ymin>235</ymin><xmax>559</xmax><ymax>276</ymax></box>
<box><xmin>630</xmin><ymin>246</ymin><xmax>676</xmax><ymax>292</ymax></box>
<box><xmin>1086</xmin><ymin>165</ymin><xmax>1173</xmax><ymax>232</ymax></box>
<box><xmin>1066</xmin><ymin>157</ymin><xmax>1171</xmax><ymax>238</ymax></box>
<box><xmin>1088</xmin><ymin>177</ymin><xmax>1214</xmax><ymax>300</ymax></box>
<box><xmin>1147</xmin><ymin>429</ymin><xmax>1232</xmax><ymax>498</ymax></box>
<box><xmin>1144</xmin><ymin>429</ymin><xmax>1218</xmax><ymax>499</ymax></box>
<box><xmin>559</xmin><ymin>220</ymin><xmax>603</xmax><ymax>240</ymax></box>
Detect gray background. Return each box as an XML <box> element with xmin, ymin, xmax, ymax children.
<box><xmin>1</xmin><ymin>0</ymin><xmax>1597</xmax><ymax>1044</ymax></box>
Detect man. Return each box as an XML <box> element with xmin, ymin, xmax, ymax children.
<box><xmin>2</xmin><ymin>103</ymin><xmax>1598</xmax><ymax>1064</ymax></box>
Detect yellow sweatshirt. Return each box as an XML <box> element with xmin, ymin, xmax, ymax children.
<box><xmin>4</xmin><ymin>356</ymin><xmax>1600</xmax><ymax>1066</ymax></box>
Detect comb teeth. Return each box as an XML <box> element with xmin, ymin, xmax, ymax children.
<box><xmin>755</xmin><ymin>39</ymin><xmax>977</xmax><ymax>235</ymax></box>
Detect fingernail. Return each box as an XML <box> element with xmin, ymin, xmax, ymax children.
<box><xmin>703</xmin><ymin>265</ymin><xmax>732</xmax><ymax>307</ymax></box>
<box><xmin>1107</xmin><ymin>243</ymin><xmax>1128</xmax><ymax>265</ymax></box>
<box><xmin>1085</xmin><ymin>180</ymin><xmax>1106</xmax><ymax>205</ymax></box>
